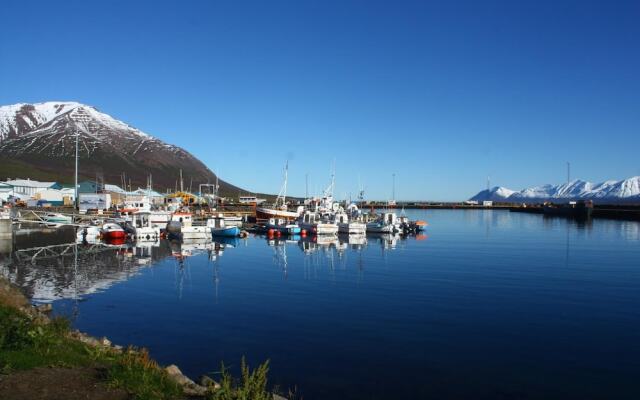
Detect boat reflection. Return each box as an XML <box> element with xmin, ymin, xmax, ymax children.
<box><xmin>1</xmin><ymin>232</ymin><xmax>173</xmax><ymax>304</ymax></box>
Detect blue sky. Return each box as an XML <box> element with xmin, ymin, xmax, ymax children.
<box><xmin>1</xmin><ymin>0</ymin><xmax>639</xmax><ymax>201</ymax></box>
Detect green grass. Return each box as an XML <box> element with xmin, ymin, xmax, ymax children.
<box><xmin>210</xmin><ymin>357</ymin><xmax>272</xmax><ymax>400</ymax></box>
<box><xmin>0</xmin><ymin>303</ymin><xmax>181</xmax><ymax>399</ymax></box>
<box><xmin>1</xmin><ymin>302</ymin><xmax>277</xmax><ymax>400</ymax></box>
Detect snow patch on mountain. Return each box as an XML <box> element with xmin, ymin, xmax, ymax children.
<box><xmin>0</xmin><ymin>101</ymin><xmax>149</xmax><ymax>142</ymax></box>
<box><xmin>470</xmin><ymin>177</ymin><xmax>640</xmax><ymax>203</ymax></box>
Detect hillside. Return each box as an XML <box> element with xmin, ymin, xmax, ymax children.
<box><xmin>0</xmin><ymin>102</ymin><xmax>243</xmax><ymax>195</ymax></box>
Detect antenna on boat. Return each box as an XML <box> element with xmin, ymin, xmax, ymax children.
<box><xmin>305</xmin><ymin>172</ymin><xmax>309</xmax><ymax>200</ymax></box>
<box><xmin>567</xmin><ymin>162</ymin><xmax>571</xmax><ymax>183</ymax></box>
<box><xmin>487</xmin><ymin>176</ymin><xmax>491</xmax><ymax>191</ymax></box>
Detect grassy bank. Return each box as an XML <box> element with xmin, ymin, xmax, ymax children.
<box><xmin>0</xmin><ymin>278</ymin><xmax>277</xmax><ymax>400</ymax></box>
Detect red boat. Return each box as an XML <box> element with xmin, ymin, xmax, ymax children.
<box><xmin>101</xmin><ymin>222</ymin><xmax>126</xmax><ymax>240</ymax></box>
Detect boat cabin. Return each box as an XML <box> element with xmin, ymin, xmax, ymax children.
<box><xmin>301</xmin><ymin>211</ymin><xmax>321</xmax><ymax>224</ymax></box>
<box><xmin>132</xmin><ymin>212</ymin><xmax>152</xmax><ymax>229</ymax></box>
<box><xmin>383</xmin><ymin>212</ymin><xmax>398</xmax><ymax>225</ymax></box>
<box><xmin>208</xmin><ymin>214</ymin><xmax>227</xmax><ymax>229</ymax></box>
<box><xmin>334</xmin><ymin>213</ymin><xmax>349</xmax><ymax>224</ymax></box>
<box><xmin>268</xmin><ymin>217</ymin><xmax>287</xmax><ymax>226</ymax></box>
<box><xmin>171</xmin><ymin>212</ymin><xmax>193</xmax><ymax>227</ymax></box>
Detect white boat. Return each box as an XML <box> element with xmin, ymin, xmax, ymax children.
<box><xmin>42</xmin><ymin>213</ymin><xmax>72</xmax><ymax>225</ymax></box>
<box><xmin>130</xmin><ymin>211</ymin><xmax>160</xmax><ymax>241</ymax></box>
<box><xmin>334</xmin><ymin>212</ymin><xmax>366</xmax><ymax>235</ymax></box>
<box><xmin>166</xmin><ymin>212</ymin><xmax>209</xmax><ymax>240</ymax></box>
<box><xmin>366</xmin><ymin>212</ymin><xmax>400</xmax><ymax>234</ymax></box>
<box><xmin>299</xmin><ymin>211</ymin><xmax>338</xmax><ymax>235</ymax></box>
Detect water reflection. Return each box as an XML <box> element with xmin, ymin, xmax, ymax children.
<box><xmin>1</xmin><ymin>236</ymin><xmax>173</xmax><ymax>303</ymax></box>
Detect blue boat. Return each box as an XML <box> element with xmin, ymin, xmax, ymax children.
<box><xmin>208</xmin><ymin>215</ymin><xmax>241</xmax><ymax>237</ymax></box>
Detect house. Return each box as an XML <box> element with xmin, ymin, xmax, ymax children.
<box><xmin>238</xmin><ymin>196</ymin><xmax>266</xmax><ymax>205</ymax></box>
<box><xmin>131</xmin><ymin>188</ymin><xmax>166</xmax><ymax>205</ymax></box>
<box><xmin>103</xmin><ymin>184</ymin><xmax>128</xmax><ymax>206</ymax></box>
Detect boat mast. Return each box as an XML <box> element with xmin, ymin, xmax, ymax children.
<box><xmin>276</xmin><ymin>161</ymin><xmax>288</xmax><ymax>207</ymax></box>
<box><xmin>74</xmin><ymin>129</ymin><xmax>79</xmax><ymax>211</ymax></box>
<box><xmin>392</xmin><ymin>173</ymin><xmax>396</xmax><ymax>203</ymax></box>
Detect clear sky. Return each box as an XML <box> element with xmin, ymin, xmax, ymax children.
<box><xmin>1</xmin><ymin>0</ymin><xmax>639</xmax><ymax>201</ymax></box>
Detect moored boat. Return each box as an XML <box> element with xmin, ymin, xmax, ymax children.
<box><xmin>101</xmin><ymin>222</ymin><xmax>126</xmax><ymax>240</ymax></box>
<box><xmin>266</xmin><ymin>217</ymin><xmax>301</xmax><ymax>235</ymax></box>
<box><xmin>335</xmin><ymin>212</ymin><xmax>366</xmax><ymax>235</ymax></box>
<box><xmin>209</xmin><ymin>214</ymin><xmax>241</xmax><ymax>237</ymax></box>
<box><xmin>366</xmin><ymin>212</ymin><xmax>399</xmax><ymax>234</ymax></box>
<box><xmin>299</xmin><ymin>211</ymin><xmax>338</xmax><ymax>235</ymax></box>
<box><xmin>130</xmin><ymin>211</ymin><xmax>160</xmax><ymax>241</ymax></box>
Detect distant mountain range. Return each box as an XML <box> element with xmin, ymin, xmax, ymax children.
<box><xmin>470</xmin><ymin>177</ymin><xmax>640</xmax><ymax>204</ymax></box>
<box><xmin>0</xmin><ymin>101</ymin><xmax>241</xmax><ymax>194</ymax></box>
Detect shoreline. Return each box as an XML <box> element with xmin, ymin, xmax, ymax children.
<box><xmin>0</xmin><ymin>276</ymin><xmax>285</xmax><ymax>400</ymax></box>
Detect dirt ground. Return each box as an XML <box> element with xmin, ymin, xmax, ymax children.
<box><xmin>0</xmin><ymin>366</ymin><xmax>130</xmax><ymax>400</ymax></box>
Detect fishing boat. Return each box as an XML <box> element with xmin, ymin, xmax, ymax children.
<box><xmin>130</xmin><ymin>211</ymin><xmax>160</xmax><ymax>241</ymax></box>
<box><xmin>397</xmin><ymin>214</ymin><xmax>428</xmax><ymax>234</ymax></box>
<box><xmin>266</xmin><ymin>217</ymin><xmax>301</xmax><ymax>235</ymax></box>
<box><xmin>255</xmin><ymin>161</ymin><xmax>302</xmax><ymax>222</ymax></box>
<box><xmin>335</xmin><ymin>212</ymin><xmax>366</xmax><ymax>235</ymax></box>
<box><xmin>209</xmin><ymin>214</ymin><xmax>241</xmax><ymax>237</ymax></box>
<box><xmin>101</xmin><ymin>222</ymin><xmax>126</xmax><ymax>240</ymax></box>
<box><xmin>166</xmin><ymin>212</ymin><xmax>210</xmax><ymax>240</ymax></box>
<box><xmin>298</xmin><ymin>211</ymin><xmax>338</xmax><ymax>235</ymax></box>
<box><xmin>366</xmin><ymin>212</ymin><xmax>399</xmax><ymax>234</ymax></box>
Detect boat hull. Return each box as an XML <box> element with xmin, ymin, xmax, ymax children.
<box><xmin>338</xmin><ymin>223</ymin><xmax>366</xmax><ymax>235</ymax></box>
<box><xmin>300</xmin><ymin>222</ymin><xmax>338</xmax><ymax>235</ymax></box>
<box><xmin>366</xmin><ymin>223</ymin><xmax>394</xmax><ymax>233</ymax></box>
<box><xmin>103</xmin><ymin>230</ymin><xmax>126</xmax><ymax>240</ymax></box>
<box><xmin>181</xmin><ymin>226</ymin><xmax>210</xmax><ymax>239</ymax></box>
<box><xmin>256</xmin><ymin>207</ymin><xmax>300</xmax><ymax>221</ymax></box>
<box><xmin>211</xmin><ymin>226</ymin><xmax>241</xmax><ymax>237</ymax></box>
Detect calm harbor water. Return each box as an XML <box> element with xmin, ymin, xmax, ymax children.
<box><xmin>2</xmin><ymin>209</ymin><xmax>640</xmax><ymax>399</ymax></box>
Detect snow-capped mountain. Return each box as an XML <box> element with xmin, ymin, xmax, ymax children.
<box><xmin>470</xmin><ymin>177</ymin><xmax>640</xmax><ymax>204</ymax></box>
<box><xmin>0</xmin><ymin>101</ymin><xmax>239</xmax><ymax>193</ymax></box>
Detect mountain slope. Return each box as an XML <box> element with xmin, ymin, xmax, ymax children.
<box><xmin>470</xmin><ymin>177</ymin><xmax>640</xmax><ymax>204</ymax></box>
<box><xmin>0</xmin><ymin>102</ymin><xmax>241</xmax><ymax>195</ymax></box>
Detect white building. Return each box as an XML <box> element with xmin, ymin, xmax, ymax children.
<box><xmin>3</xmin><ymin>179</ymin><xmax>59</xmax><ymax>196</ymax></box>
<box><xmin>34</xmin><ymin>189</ymin><xmax>65</xmax><ymax>204</ymax></box>
<box><xmin>239</xmin><ymin>196</ymin><xmax>266</xmax><ymax>205</ymax></box>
